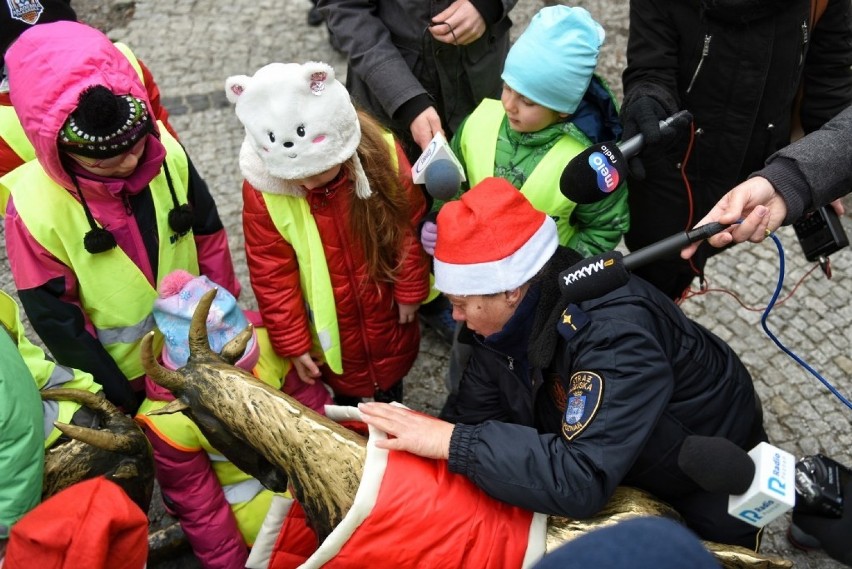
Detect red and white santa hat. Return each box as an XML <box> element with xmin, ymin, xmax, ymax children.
<box><xmin>434</xmin><ymin>177</ymin><xmax>558</xmax><ymax>295</ymax></box>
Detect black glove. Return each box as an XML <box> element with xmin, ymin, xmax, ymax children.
<box><xmin>790</xmin><ymin>479</ymin><xmax>852</xmax><ymax>566</ymax></box>
<box><xmin>620</xmin><ymin>95</ymin><xmax>674</xmax><ymax>180</ymax></box>
<box><xmin>622</xmin><ymin>95</ymin><xmax>669</xmax><ymax>143</ymax></box>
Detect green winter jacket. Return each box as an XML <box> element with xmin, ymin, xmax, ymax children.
<box><xmin>444</xmin><ymin>77</ymin><xmax>630</xmax><ymax>257</ymax></box>
<box><xmin>0</xmin><ymin>301</ymin><xmax>43</xmax><ymax>538</ymax></box>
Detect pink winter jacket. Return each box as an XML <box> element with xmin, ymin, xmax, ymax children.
<box><xmin>2</xmin><ymin>22</ymin><xmax>238</xmax><ymax>411</ymax></box>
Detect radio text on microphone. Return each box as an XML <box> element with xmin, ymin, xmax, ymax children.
<box><xmin>728</xmin><ymin>443</ymin><xmax>796</xmax><ymax>528</ymax></box>
<box><xmin>588</xmin><ymin>148</ymin><xmax>620</xmax><ymax>194</ymax></box>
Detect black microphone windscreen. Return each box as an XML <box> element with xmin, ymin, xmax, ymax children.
<box><xmin>423</xmin><ymin>159</ymin><xmax>461</xmax><ymax>201</ymax></box>
<box><xmin>560</xmin><ymin>143</ymin><xmax>627</xmax><ymax>204</ymax></box>
<box><xmin>678</xmin><ymin>435</ymin><xmax>755</xmax><ymax>495</ymax></box>
<box><xmin>558</xmin><ymin>251</ymin><xmax>630</xmax><ymax>304</ymax></box>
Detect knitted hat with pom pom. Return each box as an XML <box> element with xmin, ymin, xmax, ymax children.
<box><xmin>58</xmin><ymin>85</ymin><xmax>152</xmax><ymax>159</ymax></box>
<box><xmin>153</xmin><ymin>270</ymin><xmax>259</xmax><ymax>371</ymax></box>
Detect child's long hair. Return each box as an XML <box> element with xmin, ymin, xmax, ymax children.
<box><xmin>346</xmin><ymin>109</ymin><xmax>418</xmax><ymax>284</ymax></box>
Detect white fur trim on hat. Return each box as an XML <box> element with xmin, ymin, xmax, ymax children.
<box><xmin>226</xmin><ymin>61</ymin><xmax>361</xmax><ymax>184</ymax></box>
<box><xmin>238</xmin><ymin>139</ymin><xmax>305</xmax><ymax>197</ymax></box>
<box><xmin>434</xmin><ymin>216</ymin><xmax>558</xmax><ymax>296</ymax></box>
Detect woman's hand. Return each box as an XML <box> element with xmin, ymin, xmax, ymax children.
<box><xmin>358</xmin><ymin>402</ymin><xmax>454</xmax><ymax>460</ymax></box>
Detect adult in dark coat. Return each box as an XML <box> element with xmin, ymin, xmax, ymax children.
<box><xmin>359</xmin><ymin>177</ymin><xmax>767</xmax><ymax>549</ymax></box>
<box><xmin>620</xmin><ymin>0</ymin><xmax>852</xmax><ymax>300</ymax></box>
<box><xmin>683</xmin><ymin>103</ymin><xmax>852</xmax><ymax>252</ymax></box>
<box><xmin>317</xmin><ymin>0</ymin><xmax>517</xmax><ymax>164</ymax></box>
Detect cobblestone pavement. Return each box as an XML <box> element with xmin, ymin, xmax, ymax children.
<box><xmin>3</xmin><ymin>0</ymin><xmax>851</xmax><ymax>567</ymax></box>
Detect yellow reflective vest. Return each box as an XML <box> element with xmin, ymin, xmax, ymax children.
<box><xmin>261</xmin><ymin>132</ymin><xmax>401</xmax><ymax>373</ymax></box>
<box><xmin>0</xmin><ymin>42</ymin><xmax>145</xmax><ymax>216</ymax></box>
<box><xmin>0</xmin><ymin>290</ymin><xmax>100</xmax><ymax>447</ymax></box>
<box><xmin>3</xmin><ymin>125</ymin><xmax>198</xmax><ymax>382</ymax></box>
<box><xmin>458</xmin><ymin>99</ymin><xmax>589</xmax><ymax>245</ymax></box>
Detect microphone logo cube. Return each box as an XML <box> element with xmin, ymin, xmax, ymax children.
<box><xmin>589</xmin><ymin>146</ymin><xmax>621</xmax><ymax>193</ymax></box>
<box><xmin>728</xmin><ymin>442</ymin><xmax>797</xmax><ymax>527</ymax></box>
<box><xmin>411</xmin><ymin>132</ymin><xmax>466</xmax><ymax>185</ymax></box>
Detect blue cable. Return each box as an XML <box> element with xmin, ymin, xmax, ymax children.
<box><xmin>761</xmin><ymin>233</ymin><xmax>852</xmax><ymax>410</ymax></box>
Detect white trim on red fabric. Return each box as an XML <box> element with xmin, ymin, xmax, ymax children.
<box><xmin>246</xmin><ymin>495</ymin><xmax>295</xmax><ymax>568</ymax></box>
<box><xmin>300</xmin><ymin>412</ymin><xmax>390</xmax><ymax>568</ymax></box>
<box><xmin>434</xmin><ymin>216</ymin><xmax>558</xmax><ymax>295</ymax></box>
<box><xmin>524</xmin><ymin>513</ymin><xmax>548</xmax><ymax>568</ymax></box>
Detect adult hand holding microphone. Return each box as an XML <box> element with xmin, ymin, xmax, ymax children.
<box><xmin>558</xmin><ymin>110</ymin><xmax>693</xmax><ymax>205</ymax></box>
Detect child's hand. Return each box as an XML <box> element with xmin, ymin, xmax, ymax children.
<box><xmin>291</xmin><ymin>353</ymin><xmax>321</xmax><ymax>385</ymax></box>
<box><xmin>398</xmin><ymin>303</ymin><xmax>419</xmax><ymax>324</ymax></box>
<box><xmin>420</xmin><ymin>221</ymin><xmax>438</xmax><ymax>255</ymax></box>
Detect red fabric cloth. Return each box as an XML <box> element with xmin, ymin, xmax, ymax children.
<box><xmin>267</xmin><ymin>501</ymin><xmax>318</xmax><ymax>568</ymax></box>
<box><xmin>267</xmin><ymin>450</ymin><xmax>537</xmax><ymax>569</ymax></box>
<box><xmin>4</xmin><ymin>477</ymin><xmax>148</xmax><ymax>569</ymax></box>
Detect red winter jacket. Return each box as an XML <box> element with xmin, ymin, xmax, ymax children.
<box><xmin>241</xmin><ymin>144</ymin><xmax>429</xmax><ymax>398</ymax></box>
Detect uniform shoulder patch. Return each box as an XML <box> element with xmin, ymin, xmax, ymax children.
<box><xmin>557</xmin><ymin>304</ymin><xmax>590</xmax><ymax>342</ymax></box>
<box><xmin>561</xmin><ymin>371</ymin><xmax>604</xmax><ymax>442</ymax></box>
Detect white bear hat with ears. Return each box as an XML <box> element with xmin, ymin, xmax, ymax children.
<box><xmin>225</xmin><ymin>61</ymin><xmax>372</xmax><ymax>199</ymax></box>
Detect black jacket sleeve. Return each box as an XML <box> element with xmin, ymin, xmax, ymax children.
<box><xmin>448</xmin><ymin>318</ymin><xmax>675</xmax><ymax>518</ymax></box>
<box><xmin>621</xmin><ymin>0</ymin><xmax>681</xmax><ymax>118</ymax></box>
<box><xmin>18</xmin><ymin>277</ymin><xmax>137</xmax><ymax>412</ymax></box>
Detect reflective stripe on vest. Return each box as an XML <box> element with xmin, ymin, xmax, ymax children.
<box><xmin>261</xmin><ymin>132</ymin><xmax>398</xmax><ymax>374</ymax></box>
<box><xmin>4</xmin><ymin>124</ymin><xmax>198</xmax><ymax>381</ymax></box>
<box><xmin>459</xmin><ymin>99</ymin><xmax>589</xmax><ymax>245</ymax></box>
<box><xmin>138</xmin><ymin>398</ymin><xmax>271</xmax><ymax>504</ymax></box>
<box><xmin>0</xmin><ymin>291</ymin><xmax>99</xmax><ymax>447</ymax></box>
<box><xmin>0</xmin><ymin>43</ymin><xmax>147</xmax><ymax>216</ymax></box>
<box><xmin>205</xmin><ymin>452</ymin><xmax>265</xmax><ymax>503</ymax></box>
<box><xmin>221</xmin><ymin>475</ymin><xmax>265</xmax><ymax>505</ymax></box>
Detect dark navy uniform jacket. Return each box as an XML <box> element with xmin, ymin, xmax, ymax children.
<box><xmin>443</xmin><ymin>265</ymin><xmax>765</xmax><ymax>543</ymax></box>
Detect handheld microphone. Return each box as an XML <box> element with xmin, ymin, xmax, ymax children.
<box><xmin>622</xmin><ymin>222</ymin><xmax>727</xmax><ymax>272</ymax></box>
<box><xmin>677</xmin><ymin>436</ymin><xmax>797</xmax><ymax>528</ymax></box>
<box><xmin>557</xmin><ymin>222</ymin><xmax>728</xmax><ymax>302</ymax></box>
<box><xmin>423</xmin><ymin>159</ymin><xmax>462</xmax><ymax>223</ymax></box>
<box><xmin>411</xmin><ymin>132</ymin><xmax>466</xmax><ymax>185</ymax></box>
<box><xmin>423</xmin><ymin>159</ymin><xmax>462</xmax><ymax>202</ymax></box>
<box><xmin>560</xmin><ymin>110</ymin><xmax>692</xmax><ymax>204</ymax></box>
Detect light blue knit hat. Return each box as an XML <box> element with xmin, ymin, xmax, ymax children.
<box><xmin>153</xmin><ymin>270</ymin><xmax>258</xmax><ymax>370</ymax></box>
<box><xmin>501</xmin><ymin>6</ymin><xmax>605</xmax><ymax>115</ymax></box>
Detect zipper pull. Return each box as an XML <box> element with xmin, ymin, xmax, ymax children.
<box><xmin>507</xmin><ymin>356</ymin><xmax>514</xmax><ymax>371</ymax></box>
<box><xmin>686</xmin><ymin>34</ymin><xmax>712</xmax><ymax>95</ymax></box>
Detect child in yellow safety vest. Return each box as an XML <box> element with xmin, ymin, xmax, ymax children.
<box><xmin>425</xmin><ymin>6</ymin><xmax>630</xmax><ymax>258</ymax></box>
<box><xmin>136</xmin><ymin>270</ymin><xmax>332</xmax><ymax>569</ymax></box>
<box><xmin>227</xmin><ymin>61</ymin><xmax>430</xmax><ymax>405</ymax></box>
<box><xmin>423</xmin><ymin>6</ymin><xmax>632</xmax><ymax>403</ymax></box>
